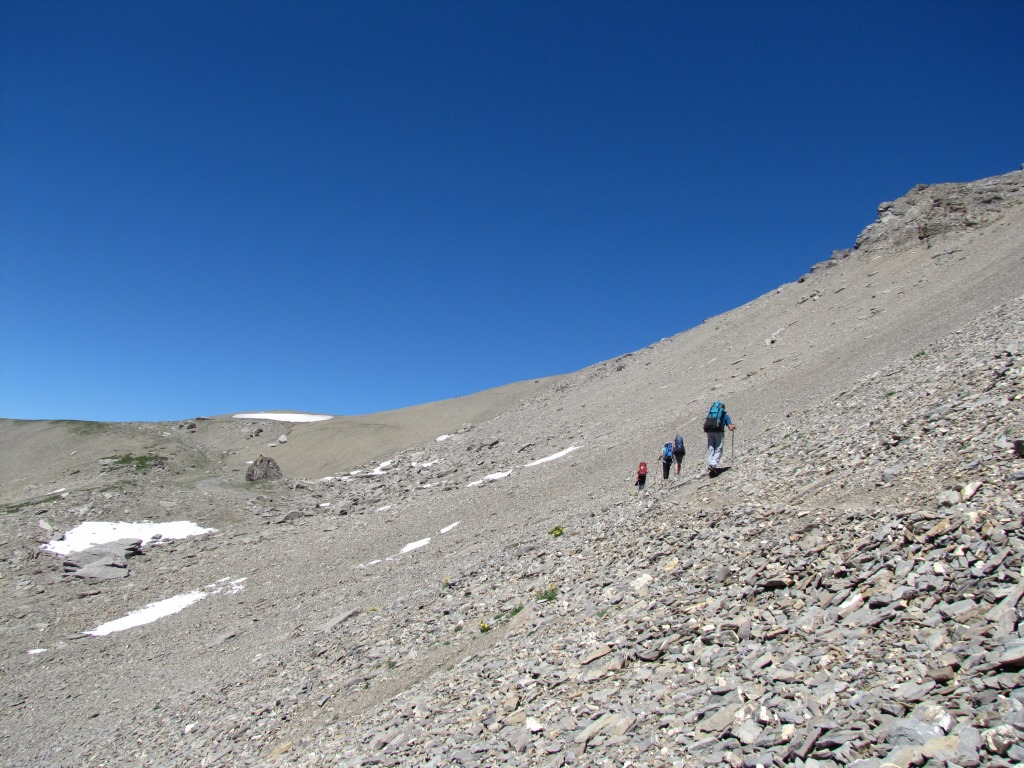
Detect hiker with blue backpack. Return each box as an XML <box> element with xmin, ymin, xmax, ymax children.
<box><xmin>703</xmin><ymin>401</ymin><xmax>735</xmax><ymax>478</ymax></box>
<box><xmin>672</xmin><ymin>434</ymin><xmax>686</xmax><ymax>476</ymax></box>
<box><xmin>660</xmin><ymin>442</ymin><xmax>674</xmax><ymax>480</ymax></box>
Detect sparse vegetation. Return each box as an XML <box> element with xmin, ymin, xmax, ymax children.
<box><xmin>103</xmin><ymin>453</ymin><xmax>167</xmax><ymax>472</ymax></box>
<box><xmin>548</xmin><ymin>526</ymin><xmax>564</xmax><ymax>537</ymax></box>
<box><xmin>493</xmin><ymin>604</ymin><xmax>523</xmax><ymax>626</ymax></box>
<box><xmin>537</xmin><ymin>584</ymin><xmax>558</xmax><ymax>602</ymax></box>
<box><xmin>55</xmin><ymin>420</ymin><xmax>108</xmax><ymax>435</ymax></box>
<box><xmin>2</xmin><ymin>492</ymin><xmax>64</xmax><ymax>515</ymax></box>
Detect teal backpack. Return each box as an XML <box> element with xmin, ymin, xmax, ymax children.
<box><xmin>703</xmin><ymin>402</ymin><xmax>726</xmax><ymax>432</ymax></box>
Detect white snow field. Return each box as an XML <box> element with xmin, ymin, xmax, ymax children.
<box><xmin>232</xmin><ymin>412</ymin><xmax>332</xmax><ymax>422</ymax></box>
<box><xmin>43</xmin><ymin>520</ymin><xmax>216</xmax><ymax>556</ymax></box>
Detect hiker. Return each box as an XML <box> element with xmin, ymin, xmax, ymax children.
<box><xmin>635</xmin><ymin>461</ymin><xmax>648</xmax><ymax>491</ymax></box>
<box><xmin>703</xmin><ymin>401</ymin><xmax>735</xmax><ymax>478</ymax></box>
<box><xmin>661</xmin><ymin>442</ymin><xmax>674</xmax><ymax>480</ymax></box>
<box><xmin>672</xmin><ymin>434</ymin><xmax>686</xmax><ymax>476</ymax></box>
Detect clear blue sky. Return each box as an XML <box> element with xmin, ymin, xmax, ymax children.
<box><xmin>2</xmin><ymin>1</ymin><xmax>1021</xmax><ymax>422</ymax></box>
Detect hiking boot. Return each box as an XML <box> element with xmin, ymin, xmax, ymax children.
<box><xmin>708</xmin><ymin>467</ymin><xmax>717</xmax><ymax>478</ymax></box>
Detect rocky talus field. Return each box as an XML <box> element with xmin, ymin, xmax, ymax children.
<box><xmin>2</xmin><ymin>170</ymin><xmax>1024</xmax><ymax>768</ymax></box>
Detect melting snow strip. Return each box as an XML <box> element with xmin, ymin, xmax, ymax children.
<box><xmin>525</xmin><ymin>445</ymin><xmax>580</xmax><ymax>466</ymax></box>
<box><xmin>400</xmin><ymin>538</ymin><xmax>431</xmax><ymax>554</ymax></box>
<box><xmin>85</xmin><ymin>591</ymin><xmax>209</xmax><ymax>636</ymax></box>
<box><xmin>465</xmin><ymin>446</ymin><xmax>580</xmax><ymax>487</ymax></box>
<box><xmin>467</xmin><ymin>470</ymin><xmax>512</xmax><ymax>487</ymax></box>
<box><xmin>82</xmin><ymin>577</ymin><xmax>246</xmax><ymax>637</ymax></box>
<box><xmin>358</xmin><ymin>521</ymin><xmax>460</xmax><ymax>568</ymax></box>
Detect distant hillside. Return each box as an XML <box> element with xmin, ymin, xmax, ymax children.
<box><xmin>0</xmin><ymin>377</ymin><xmax>560</xmax><ymax>507</ymax></box>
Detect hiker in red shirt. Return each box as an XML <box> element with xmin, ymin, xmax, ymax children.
<box><xmin>635</xmin><ymin>461</ymin><xmax>648</xmax><ymax>491</ymax></box>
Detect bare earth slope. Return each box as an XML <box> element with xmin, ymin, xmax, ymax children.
<box><xmin>1</xmin><ymin>170</ymin><xmax>1022</xmax><ymax>768</ymax></box>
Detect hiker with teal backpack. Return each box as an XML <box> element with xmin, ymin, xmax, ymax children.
<box><xmin>660</xmin><ymin>442</ymin><xmax>674</xmax><ymax>480</ymax></box>
<box><xmin>703</xmin><ymin>401</ymin><xmax>735</xmax><ymax>478</ymax></box>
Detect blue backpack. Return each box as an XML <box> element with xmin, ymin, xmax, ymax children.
<box><xmin>673</xmin><ymin>435</ymin><xmax>685</xmax><ymax>454</ymax></box>
<box><xmin>662</xmin><ymin>443</ymin><xmax>673</xmax><ymax>461</ymax></box>
<box><xmin>703</xmin><ymin>402</ymin><xmax>726</xmax><ymax>432</ymax></box>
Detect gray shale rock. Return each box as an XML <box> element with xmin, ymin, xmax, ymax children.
<box><xmin>63</xmin><ymin>538</ymin><xmax>143</xmax><ymax>579</ymax></box>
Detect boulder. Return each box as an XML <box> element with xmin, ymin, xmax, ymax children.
<box><xmin>246</xmin><ymin>454</ymin><xmax>283</xmax><ymax>481</ymax></box>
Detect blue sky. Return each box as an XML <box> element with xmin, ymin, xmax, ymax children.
<box><xmin>2</xmin><ymin>1</ymin><xmax>1021</xmax><ymax>422</ymax></box>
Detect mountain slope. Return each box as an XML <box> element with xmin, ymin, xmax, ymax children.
<box><xmin>0</xmin><ymin>169</ymin><xmax>1022</xmax><ymax>768</ymax></box>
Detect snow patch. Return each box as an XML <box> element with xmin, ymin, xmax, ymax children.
<box><xmin>83</xmin><ymin>577</ymin><xmax>246</xmax><ymax>637</ymax></box>
<box><xmin>44</xmin><ymin>521</ymin><xmax>215</xmax><ymax>556</ymax></box>
<box><xmin>467</xmin><ymin>470</ymin><xmax>512</xmax><ymax>487</ymax></box>
<box><xmin>525</xmin><ymin>445</ymin><xmax>580</xmax><ymax>467</ymax></box>
<box><xmin>400</xmin><ymin>538</ymin><xmax>431</xmax><ymax>554</ymax></box>
<box><xmin>357</xmin><ymin>521</ymin><xmax>460</xmax><ymax>568</ymax></box>
<box><xmin>232</xmin><ymin>412</ymin><xmax>332</xmax><ymax>422</ymax></box>
<box><xmin>85</xmin><ymin>591</ymin><xmax>209</xmax><ymax>637</ymax></box>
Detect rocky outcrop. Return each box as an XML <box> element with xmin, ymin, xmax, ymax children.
<box><xmin>853</xmin><ymin>170</ymin><xmax>1024</xmax><ymax>254</ymax></box>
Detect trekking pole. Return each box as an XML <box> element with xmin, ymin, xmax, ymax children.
<box><xmin>731</xmin><ymin>428</ymin><xmax>735</xmax><ymax>467</ymax></box>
